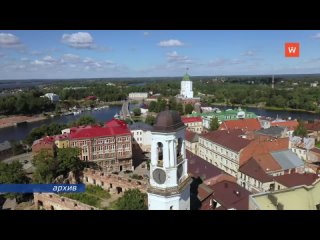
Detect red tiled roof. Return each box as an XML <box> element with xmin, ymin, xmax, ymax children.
<box><xmin>274</xmin><ymin>173</ymin><xmax>319</xmax><ymax>188</ymax></box>
<box><xmin>181</xmin><ymin>116</ymin><xmax>202</xmax><ymax>123</ymax></box>
<box><xmin>305</xmin><ymin>122</ymin><xmax>320</xmax><ymax>131</ymax></box>
<box><xmin>208</xmin><ymin>180</ymin><xmax>250</xmax><ymax>210</ymax></box>
<box><xmin>240</xmin><ymin>137</ymin><xmax>289</xmax><ymax>167</ymax></box>
<box><xmin>271</xmin><ymin>120</ymin><xmax>299</xmax><ymax>130</ymax></box>
<box><xmin>70</xmin><ymin>119</ymin><xmax>130</xmax><ymax>140</ymax></box>
<box><xmin>219</xmin><ymin>118</ymin><xmax>261</xmax><ymax>132</ymax></box>
<box><xmin>32</xmin><ymin>136</ymin><xmax>56</xmax><ymax>146</ymax></box>
<box><xmin>200</xmin><ymin>129</ymin><xmax>251</xmax><ymax>152</ymax></box>
<box><xmin>187</xmin><ymin>150</ymin><xmax>226</xmax><ymax>181</ymax></box>
<box><xmin>239</xmin><ymin>158</ymin><xmax>273</xmax><ymax>183</ymax></box>
<box><xmin>185</xmin><ymin>130</ymin><xmax>198</xmax><ymax>142</ymax></box>
<box><xmin>311</xmin><ymin>148</ymin><xmax>320</xmax><ymax>155</ymax></box>
<box><xmin>85</xmin><ymin>95</ymin><xmax>97</xmax><ymax>100</ymax></box>
<box><xmin>204</xmin><ymin>174</ymin><xmax>237</xmax><ymax>186</ymax></box>
<box><xmin>197</xmin><ymin>183</ymin><xmax>214</xmax><ymax>202</ymax></box>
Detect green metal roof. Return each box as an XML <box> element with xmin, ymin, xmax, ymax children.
<box><xmin>188</xmin><ymin>109</ymin><xmax>257</xmax><ymax>119</ymax></box>
<box><xmin>182</xmin><ymin>73</ymin><xmax>190</xmax><ymax>81</ymax></box>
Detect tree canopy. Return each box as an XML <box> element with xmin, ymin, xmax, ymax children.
<box><xmin>114</xmin><ymin>189</ymin><xmax>147</xmax><ymax>210</ymax></box>
<box><xmin>32</xmin><ymin>148</ymin><xmax>84</xmax><ymax>183</ymax></box>
<box><xmin>293</xmin><ymin>120</ymin><xmax>308</xmax><ymax>137</ymax></box>
<box><xmin>209</xmin><ymin>117</ymin><xmax>220</xmax><ymax>131</ymax></box>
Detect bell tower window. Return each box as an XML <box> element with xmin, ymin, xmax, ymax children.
<box><xmin>157</xmin><ymin>142</ymin><xmax>163</xmax><ymax>167</ymax></box>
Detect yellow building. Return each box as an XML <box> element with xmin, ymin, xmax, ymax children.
<box><xmin>54</xmin><ymin>134</ymin><xmax>70</xmax><ymax>148</ymax></box>
<box><xmin>249</xmin><ymin>178</ymin><xmax>320</xmax><ymax>210</ymax></box>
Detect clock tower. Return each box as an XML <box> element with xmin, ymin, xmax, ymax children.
<box><xmin>148</xmin><ymin>110</ymin><xmax>191</xmax><ymax>210</ymax></box>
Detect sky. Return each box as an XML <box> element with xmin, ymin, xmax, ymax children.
<box><xmin>1</xmin><ymin>30</ymin><xmax>320</xmax><ymax>80</ymax></box>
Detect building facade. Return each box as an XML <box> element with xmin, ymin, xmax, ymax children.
<box><xmin>148</xmin><ymin>110</ymin><xmax>191</xmax><ymax>210</ymax></box>
<box><xmin>129</xmin><ymin>122</ymin><xmax>152</xmax><ymax>152</ymax></box>
<box><xmin>180</xmin><ymin>73</ymin><xmax>193</xmax><ymax>99</ymax></box>
<box><xmin>249</xmin><ymin>179</ymin><xmax>320</xmax><ymax>210</ymax></box>
<box><xmin>128</xmin><ymin>92</ymin><xmax>148</xmax><ymax>100</ymax></box>
<box><xmin>198</xmin><ymin>130</ymin><xmax>252</xmax><ymax>178</ymax></box>
<box><xmin>181</xmin><ymin>116</ymin><xmax>203</xmax><ymax>134</ymax></box>
<box><xmin>69</xmin><ymin>119</ymin><xmax>132</xmax><ymax>172</ymax></box>
<box><xmin>43</xmin><ymin>93</ymin><xmax>59</xmax><ymax>103</ymax></box>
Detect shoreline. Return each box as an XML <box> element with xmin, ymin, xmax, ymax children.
<box><xmin>0</xmin><ymin>115</ymin><xmax>48</xmax><ymax>129</ymax></box>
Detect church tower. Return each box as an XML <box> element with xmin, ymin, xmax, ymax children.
<box><xmin>148</xmin><ymin>110</ymin><xmax>191</xmax><ymax>210</ymax></box>
<box><xmin>180</xmin><ymin>71</ymin><xmax>194</xmax><ymax>99</ymax></box>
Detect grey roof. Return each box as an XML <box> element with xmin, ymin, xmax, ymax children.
<box><xmin>0</xmin><ymin>141</ymin><xmax>11</xmax><ymax>152</ymax></box>
<box><xmin>129</xmin><ymin>122</ymin><xmax>153</xmax><ymax>131</ymax></box>
<box><xmin>256</xmin><ymin>126</ymin><xmax>286</xmax><ymax>137</ymax></box>
<box><xmin>271</xmin><ymin>150</ymin><xmax>304</xmax><ymax>170</ymax></box>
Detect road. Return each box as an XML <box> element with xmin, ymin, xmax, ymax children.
<box><xmin>1</xmin><ymin>152</ymin><xmax>35</xmax><ymax>173</ymax></box>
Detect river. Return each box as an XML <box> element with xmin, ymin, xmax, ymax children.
<box><xmin>1</xmin><ymin>104</ymin><xmax>320</xmax><ymax>143</ymax></box>
<box><xmin>0</xmin><ymin>104</ymin><xmax>139</xmax><ymax>143</ymax></box>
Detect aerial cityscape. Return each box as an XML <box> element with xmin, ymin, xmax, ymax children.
<box><xmin>1</xmin><ymin>30</ymin><xmax>320</xmax><ymax>210</ymax></box>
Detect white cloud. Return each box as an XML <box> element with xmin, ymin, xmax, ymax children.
<box><xmin>31</xmin><ymin>60</ymin><xmax>47</xmax><ymax>66</ymax></box>
<box><xmin>62</xmin><ymin>32</ymin><xmax>95</xmax><ymax>49</ymax></box>
<box><xmin>61</xmin><ymin>53</ymin><xmax>81</xmax><ymax>63</ymax></box>
<box><xmin>144</xmin><ymin>32</ymin><xmax>149</xmax><ymax>36</ymax></box>
<box><xmin>20</xmin><ymin>57</ymin><xmax>28</xmax><ymax>61</ymax></box>
<box><xmin>166</xmin><ymin>51</ymin><xmax>192</xmax><ymax>64</ymax></box>
<box><xmin>242</xmin><ymin>50</ymin><xmax>255</xmax><ymax>56</ymax></box>
<box><xmin>0</xmin><ymin>33</ymin><xmax>22</xmax><ymax>48</ymax></box>
<box><xmin>312</xmin><ymin>33</ymin><xmax>320</xmax><ymax>39</ymax></box>
<box><xmin>83</xmin><ymin>57</ymin><xmax>94</xmax><ymax>63</ymax></box>
<box><xmin>167</xmin><ymin>51</ymin><xmax>178</xmax><ymax>57</ymax></box>
<box><xmin>43</xmin><ymin>55</ymin><xmax>56</xmax><ymax>63</ymax></box>
<box><xmin>159</xmin><ymin>39</ymin><xmax>184</xmax><ymax>47</ymax></box>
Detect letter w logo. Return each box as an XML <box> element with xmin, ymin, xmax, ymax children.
<box><xmin>285</xmin><ymin>43</ymin><xmax>300</xmax><ymax>57</ymax></box>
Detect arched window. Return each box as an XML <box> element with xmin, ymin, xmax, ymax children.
<box><xmin>157</xmin><ymin>142</ymin><xmax>163</xmax><ymax>161</ymax></box>
<box><xmin>177</xmin><ymin>138</ymin><xmax>182</xmax><ymax>157</ymax></box>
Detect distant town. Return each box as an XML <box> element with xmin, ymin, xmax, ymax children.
<box><xmin>1</xmin><ymin>72</ymin><xmax>320</xmax><ymax>210</ymax></box>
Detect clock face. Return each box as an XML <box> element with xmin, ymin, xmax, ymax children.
<box><xmin>152</xmin><ymin>168</ymin><xmax>166</xmax><ymax>184</ymax></box>
<box><xmin>177</xmin><ymin>164</ymin><xmax>183</xmax><ymax>180</ymax></box>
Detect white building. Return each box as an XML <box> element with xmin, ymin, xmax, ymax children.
<box><xmin>180</xmin><ymin>73</ymin><xmax>193</xmax><ymax>99</ymax></box>
<box><xmin>148</xmin><ymin>110</ymin><xmax>191</xmax><ymax>210</ymax></box>
<box><xmin>129</xmin><ymin>122</ymin><xmax>153</xmax><ymax>152</ymax></box>
<box><xmin>128</xmin><ymin>92</ymin><xmax>148</xmax><ymax>100</ymax></box>
<box><xmin>311</xmin><ymin>82</ymin><xmax>318</xmax><ymax>87</ymax></box>
<box><xmin>43</xmin><ymin>93</ymin><xmax>59</xmax><ymax>103</ymax></box>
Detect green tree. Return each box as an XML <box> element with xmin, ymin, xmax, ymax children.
<box><xmin>115</xmin><ymin>189</ymin><xmax>147</xmax><ymax>210</ymax></box>
<box><xmin>10</xmin><ymin>141</ymin><xmax>25</xmax><ymax>156</ymax></box>
<box><xmin>148</xmin><ymin>101</ymin><xmax>157</xmax><ymax>112</ymax></box>
<box><xmin>133</xmin><ymin>108</ymin><xmax>141</xmax><ymax>116</ymax></box>
<box><xmin>72</xmin><ymin>115</ymin><xmax>96</xmax><ymax>127</ymax></box>
<box><xmin>32</xmin><ymin>150</ymin><xmax>58</xmax><ymax>183</ymax></box>
<box><xmin>184</xmin><ymin>104</ymin><xmax>194</xmax><ymax>114</ymax></box>
<box><xmin>56</xmin><ymin>148</ymin><xmax>84</xmax><ymax>177</ymax></box>
<box><xmin>145</xmin><ymin>115</ymin><xmax>156</xmax><ymax>125</ymax></box>
<box><xmin>0</xmin><ymin>161</ymin><xmax>29</xmax><ymax>184</ymax></box>
<box><xmin>294</xmin><ymin>120</ymin><xmax>308</xmax><ymax>137</ymax></box>
<box><xmin>0</xmin><ymin>161</ymin><xmax>29</xmax><ymax>199</ymax></box>
<box><xmin>176</xmin><ymin>103</ymin><xmax>183</xmax><ymax>115</ymax></box>
<box><xmin>210</xmin><ymin>117</ymin><xmax>220</xmax><ymax>131</ymax></box>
